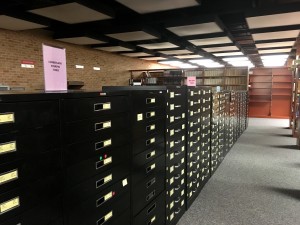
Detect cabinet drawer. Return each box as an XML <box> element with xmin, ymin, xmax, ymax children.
<box><xmin>132</xmin><ymin>172</ymin><xmax>165</xmax><ymax>215</ymax></box>
<box><xmin>166</xmin><ymin>135</ymin><xmax>185</xmax><ymax>153</ymax></box>
<box><xmin>64</xmin><ymin>145</ymin><xmax>130</xmax><ymax>187</ymax></box>
<box><xmin>0</xmin><ymin>150</ymin><xmax>61</xmax><ymax>193</ymax></box>
<box><xmin>132</xmin><ymin>154</ymin><xmax>165</xmax><ymax>185</ymax></box>
<box><xmin>166</xmin><ymin>147</ymin><xmax>185</xmax><ymax>166</ymax></box>
<box><xmin>0</xmin><ymin>175</ymin><xmax>61</xmax><ymax>223</ymax></box>
<box><xmin>132</xmin><ymin>118</ymin><xmax>164</xmax><ymax>140</ymax></box>
<box><xmin>62</xmin><ymin>96</ymin><xmax>128</xmax><ymax>122</ymax></box>
<box><xmin>0</xmin><ymin>101</ymin><xmax>59</xmax><ymax>134</ymax></box>
<box><xmin>166</xmin><ymin>87</ymin><xmax>186</xmax><ymax>104</ymax></box>
<box><xmin>166</xmin><ymin>122</ymin><xmax>186</xmax><ymax>142</ymax></box>
<box><xmin>65</xmin><ymin>179</ymin><xmax>130</xmax><ymax>225</ymax></box>
<box><xmin>133</xmin><ymin>109</ymin><xmax>165</xmax><ymax>132</ymax></box>
<box><xmin>131</xmin><ymin>91</ymin><xmax>166</xmax><ymax>111</ymax></box>
<box><xmin>132</xmin><ymin>132</ymin><xmax>164</xmax><ymax>155</ymax></box>
<box><xmin>65</xmin><ymin>162</ymin><xmax>129</xmax><ymax>199</ymax></box>
<box><xmin>166</xmin><ymin>102</ymin><xmax>185</xmax><ymax>117</ymax></box>
<box><xmin>133</xmin><ymin>145</ymin><xmax>164</xmax><ymax>170</ymax></box>
<box><xmin>166</xmin><ymin>112</ymin><xmax>186</xmax><ymax>126</ymax></box>
<box><xmin>133</xmin><ymin>192</ymin><xmax>165</xmax><ymax>225</ymax></box>
<box><xmin>0</xmin><ymin>126</ymin><xmax>60</xmax><ymax>165</ymax></box>
<box><xmin>63</xmin><ymin>113</ymin><xmax>129</xmax><ymax>144</ymax></box>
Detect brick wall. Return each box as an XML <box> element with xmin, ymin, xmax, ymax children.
<box><xmin>0</xmin><ymin>28</ymin><xmax>172</xmax><ymax>91</ymax></box>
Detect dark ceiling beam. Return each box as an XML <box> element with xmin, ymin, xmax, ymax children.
<box><xmin>255</xmin><ymin>38</ymin><xmax>297</xmax><ymax>44</ymax></box>
<box><xmin>250</xmin><ymin>25</ymin><xmax>300</xmax><ymax>34</ymax></box>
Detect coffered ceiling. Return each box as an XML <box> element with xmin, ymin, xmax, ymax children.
<box><xmin>1</xmin><ymin>0</ymin><xmax>300</xmax><ymax>68</ymax></box>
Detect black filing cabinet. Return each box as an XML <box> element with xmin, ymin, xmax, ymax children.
<box><xmin>0</xmin><ymin>93</ymin><xmax>63</xmax><ymax>225</ymax></box>
<box><xmin>61</xmin><ymin>92</ymin><xmax>131</xmax><ymax>225</ymax></box>
<box><xmin>165</xmin><ymin>86</ymin><xmax>186</xmax><ymax>225</ymax></box>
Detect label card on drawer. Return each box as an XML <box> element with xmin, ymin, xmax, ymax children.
<box><xmin>182</xmin><ymin>146</ymin><xmax>185</xmax><ymax>151</ymax></box>
<box><xmin>181</xmin><ymin>179</ymin><xmax>184</xmax><ymax>185</ymax></box>
<box><xmin>170</xmin><ymin>188</ymin><xmax>174</xmax><ymax>197</ymax></box>
<box><xmin>191</xmin><ymin>91</ymin><xmax>194</xmax><ymax>96</ymax></box>
<box><xmin>137</xmin><ymin>113</ymin><xmax>143</xmax><ymax>121</ymax></box>
<box><xmin>0</xmin><ymin>197</ymin><xmax>20</xmax><ymax>214</ymax></box>
<box><xmin>170</xmin><ymin>129</ymin><xmax>174</xmax><ymax>137</ymax></box>
<box><xmin>170</xmin><ymin>213</ymin><xmax>174</xmax><ymax>221</ymax></box>
<box><xmin>104</xmin><ymin>139</ymin><xmax>112</xmax><ymax>147</ymax></box>
<box><xmin>170</xmin><ymin>116</ymin><xmax>174</xmax><ymax>123</ymax></box>
<box><xmin>181</xmin><ymin>158</ymin><xmax>185</xmax><ymax>163</ymax></box>
<box><xmin>182</xmin><ymin>124</ymin><xmax>185</xmax><ymax>130</ymax></box>
<box><xmin>122</xmin><ymin>178</ymin><xmax>128</xmax><ymax>187</ymax></box>
<box><xmin>104</xmin><ymin>174</ymin><xmax>112</xmax><ymax>184</ymax></box>
<box><xmin>151</xmin><ymin>216</ymin><xmax>156</xmax><ymax>224</ymax></box>
<box><xmin>150</xmin><ymin>125</ymin><xmax>156</xmax><ymax>131</ymax></box>
<box><xmin>170</xmin><ymin>104</ymin><xmax>174</xmax><ymax>111</ymax></box>
<box><xmin>170</xmin><ymin>92</ymin><xmax>175</xmax><ymax>98</ymax></box>
<box><xmin>103</xmin><ymin>121</ymin><xmax>111</xmax><ymax>129</ymax></box>
<box><xmin>170</xmin><ymin>153</ymin><xmax>174</xmax><ymax>160</ymax></box>
<box><xmin>170</xmin><ymin>141</ymin><xmax>174</xmax><ymax>148</ymax></box>
<box><xmin>0</xmin><ymin>113</ymin><xmax>15</xmax><ymax>124</ymax></box>
<box><xmin>103</xmin><ymin>103</ymin><xmax>111</xmax><ymax>110</ymax></box>
<box><xmin>170</xmin><ymin>177</ymin><xmax>174</xmax><ymax>185</ymax></box>
<box><xmin>170</xmin><ymin>201</ymin><xmax>174</xmax><ymax>210</ymax></box>
<box><xmin>104</xmin><ymin>192</ymin><xmax>113</xmax><ymax>202</ymax></box>
<box><xmin>181</xmin><ymin>200</ymin><xmax>184</xmax><ymax>206</ymax></box>
<box><xmin>181</xmin><ymin>190</ymin><xmax>185</xmax><ymax>196</ymax></box>
<box><xmin>182</xmin><ymin>136</ymin><xmax>185</xmax><ymax>141</ymax></box>
<box><xmin>0</xmin><ymin>142</ymin><xmax>16</xmax><ymax>155</ymax></box>
<box><xmin>104</xmin><ymin>157</ymin><xmax>112</xmax><ymax>165</ymax></box>
<box><xmin>0</xmin><ymin>169</ymin><xmax>18</xmax><ymax>185</ymax></box>
<box><xmin>190</xmin><ymin>101</ymin><xmax>194</xmax><ymax>106</ymax></box>
<box><xmin>170</xmin><ymin>166</ymin><xmax>174</xmax><ymax>173</ymax></box>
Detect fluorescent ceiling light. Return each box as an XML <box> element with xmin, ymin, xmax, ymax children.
<box><xmin>260</xmin><ymin>54</ymin><xmax>289</xmax><ymax>60</ymax></box>
<box><xmin>223</xmin><ymin>57</ymin><xmax>249</xmax><ymax>62</ymax></box>
<box><xmin>159</xmin><ymin>60</ymin><xmax>198</xmax><ymax>68</ymax></box>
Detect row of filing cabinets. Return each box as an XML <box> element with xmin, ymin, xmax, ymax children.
<box><xmin>0</xmin><ymin>88</ymin><xmax>248</xmax><ymax>225</ymax></box>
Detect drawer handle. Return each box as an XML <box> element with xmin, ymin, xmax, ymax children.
<box><xmin>175</xmin><ymin>208</ymin><xmax>182</xmax><ymax>215</ymax></box>
<box><xmin>147</xmin><ymin>216</ymin><xmax>156</xmax><ymax>225</ymax></box>
<box><xmin>146</xmin><ymin>138</ymin><xmax>155</xmax><ymax>146</ymax></box>
<box><xmin>146</xmin><ymin>124</ymin><xmax>156</xmax><ymax>132</ymax></box>
<box><xmin>96</xmin><ymin>157</ymin><xmax>112</xmax><ymax>170</ymax></box>
<box><xmin>146</xmin><ymin>190</ymin><xmax>156</xmax><ymax>202</ymax></box>
<box><xmin>96</xmin><ymin>174</ymin><xmax>112</xmax><ymax>189</ymax></box>
<box><xmin>192</xmin><ymin>169</ymin><xmax>197</xmax><ymax>174</ymax></box>
<box><xmin>0</xmin><ymin>141</ymin><xmax>17</xmax><ymax>155</ymax></box>
<box><xmin>174</xmin><ymin>174</ymin><xmax>181</xmax><ymax>180</ymax></box>
<box><xmin>175</xmin><ymin>185</ymin><xmax>181</xmax><ymax>191</ymax></box>
<box><xmin>175</xmin><ymin>129</ymin><xmax>181</xmax><ymax>133</ymax></box>
<box><xmin>97</xmin><ymin>211</ymin><xmax>113</xmax><ymax>225</ymax></box>
<box><xmin>95</xmin><ymin>139</ymin><xmax>112</xmax><ymax>151</ymax></box>
<box><xmin>147</xmin><ymin>203</ymin><xmax>157</xmax><ymax>214</ymax></box>
<box><xmin>174</xmin><ymin>150</ymin><xmax>181</xmax><ymax>156</ymax></box>
<box><xmin>192</xmin><ymin>179</ymin><xmax>197</xmax><ymax>184</ymax></box>
<box><xmin>175</xmin><ymin>93</ymin><xmax>181</xmax><ymax>96</ymax></box>
<box><xmin>146</xmin><ymin>150</ymin><xmax>156</xmax><ymax>160</ymax></box>
<box><xmin>146</xmin><ymin>111</ymin><xmax>156</xmax><ymax>118</ymax></box>
<box><xmin>174</xmin><ymin>140</ymin><xmax>181</xmax><ymax>144</ymax></box>
<box><xmin>96</xmin><ymin>191</ymin><xmax>113</xmax><ymax>207</ymax></box>
<box><xmin>146</xmin><ymin>98</ymin><xmax>156</xmax><ymax>104</ymax></box>
<box><xmin>146</xmin><ymin>163</ymin><xmax>156</xmax><ymax>173</ymax></box>
<box><xmin>174</xmin><ymin>163</ymin><xmax>181</xmax><ymax>168</ymax></box>
<box><xmin>174</xmin><ymin>197</ymin><xmax>181</xmax><ymax>203</ymax></box>
<box><xmin>193</xmin><ymin>141</ymin><xmax>199</xmax><ymax>144</ymax></box>
<box><xmin>94</xmin><ymin>102</ymin><xmax>111</xmax><ymax>111</ymax></box>
<box><xmin>175</xmin><ymin>116</ymin><xmax>181</xmax><ymax>120</ymax></box>
<box><xmin>174</xmin><ymin>105</ymin><xmax>181</xmax><ymax>108</ymax></box>
<box><xmin>147</xmin><ymin>177</ymin><xmax>156</xmax><ymax>188</ymax></box>
<box><xmin>95</xmin><ymin>121</ymin><xmax>111</xmax><ymax>131</ymax></box>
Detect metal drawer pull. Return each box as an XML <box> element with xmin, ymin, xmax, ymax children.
<box><xmin>146</xmin><ymin>163</ymin><xmax>156</xmax><ymax>173</ymax></box>
<box><xmin>175</xmin><ymin>185</ymin><xmax>181</xmax><ymax>191</ymax></box>
<box><xmin>147</xmin><ymin>203</ymin><xmax>157</xmax><ymax>214</ymax></box>
<box><xmin>175</xmin><ymin>116</ymin><xmax>181</xmax><ymax>120</ymax></box>
<box><xmin>174</xmin><ymin>163</ymin><xmax>181</xmax><ymax>168</ymax></box>
<box><xmin>146</xmin><ymin>98</ymin><xmax>156</xmax><ymax>104</ymax></box>
<box><xmin>174</xmin><ymin>197</ymin><xmax>181</xmax><ymax>203</ymax></box>
<box><xmin>175</xmin><ymin>93</ymin><xmax>181</xmax><ymax>96</ymax></box>
<box><xmin>146</xmin><ymin>190</ymin><xmax>156</xmax><ymax>202</ymax></box>
<box><xmin>174</xmin><ymin>174</ymin><xmax>181</xmax><ymax>180</ymax></box>
<box><xmin>95</xmin><ymin>121</ymin><xmax>111</xmax><ymax>131</ymax></box>
<box><xmin>174</xmin><ymin>140</ymin><xmax>181</xmax><ymax>144</ymax></box>
<box><xmin>147</xmin><ymin>216</ymin><xmax>156</xmax><ymax>225</ymax></box>
<box><xmin>192</xmin><ymin>179</ymin><xmax>197</xmax><ymax>184</ymax></box>
<box><xmin>147</xmin><ymin>177</ymin><xmax>156</xmax><ymax>188</ymax></box>
<box><xmin>192</xmin><ymin>170</ymin><xmax>197</xmax><ymax>174</ymax></box>
<box><xmin>175</xmin><ymin>208</ymin><xmax>181</xmax><ymax>215</ymax></box>
<box><xmin>174</xmin><ymin>150</ymin><xmax>181</xmax><ymax>156</ymax></box>
<box><xmin>175</xmin><ymin>129</ymin><xmax>181</xmax><ymax>133</ymax></box>
<box><xmin>174</xmin><ymin>105</ymin><xmax>182</xmax><ymax>108</ymax></box>
<box><xmin>95</xmin><ymin>139</ymin><xmax>112</xmax><ymax>151</ymax></box>
<box><xmin>94</xmin><ymin>102</ymin><xmax>111</xmax><ymax>111</ymax></box>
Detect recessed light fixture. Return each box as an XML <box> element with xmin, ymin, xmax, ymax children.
<box><xmin>75</xmin><ymin>65</ymin><xmax>84</xmax><ymax>69</ymax></box>
<box><xmin>93</xmin><ymin>67</ymin><xmax>101</xmax><ymax>71</ymax></box>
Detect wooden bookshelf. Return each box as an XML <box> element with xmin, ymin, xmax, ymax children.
<box><xmin>249</xmin><ymin>67</ymin><xmax>292</xmax><ymax>119</ymax></box>
<box><xmin>129</xmin><ymin>67</ymin><xmax>249</xmax><ymax>91</ymax></box>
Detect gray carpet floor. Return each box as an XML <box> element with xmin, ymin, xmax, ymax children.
<box><xmin>178</xmin><ymin>118</ymin><xmax>300</xmax><ymax>225</ymax></box>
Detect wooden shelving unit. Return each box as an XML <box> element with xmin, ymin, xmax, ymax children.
<box><xmin>249</xmin><ymin>67</ymin><xmax>292</xmax><ymax>119</ymax></box>
<box><xmin>129</xmin><ymin>67</ymin><xmax>249</xmax><ymax>91</ymax></box>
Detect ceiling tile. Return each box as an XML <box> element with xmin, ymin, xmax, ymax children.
<box><xmin>138</xmin><ymin>42</ymin><xmax>178</xmax><ymax>49</ymax></box>
<box><xmin>0</xmin><ymin>15</ymin><xmax>46</xmax><ymax>30</ymax></box>
<box><xmin>141</xmin><ymin>57</ymin><xmax>167</xmax><ymax>60</ymax></box>
<box><xmin>247</xmin><ymin>12</ymin><xmax>300</xmax><ymax>29</ymax></box>
<box><xmin>95</xmin><ymin>46</ymin><xmax>134</xmax><ymax>52</ymax></box>
<box><xmin>203</xmin><ymin>46</ymin><xmax>239</xmax><ymax>53</ymax></box>
<box><xmin>56</xmin><ymin>37</ymin><xmax>106</xmax><ymax>45</ymax></box>
<box><xmin>106</xmin><ymin>31</ymin><xmax>158</xmax><ymax>41</ymax></box>
<box><xmin>167</xmin><ymin>22</ymin><xmax>222</xmax><ymax>36</ymax></box>
<box><xmin>252</xmin><ymin>30</ymin><xmax>299</xmax><ymax>41</ymax></box>
<box><xmin>214</xmin><ymin>52</ymin><xmax>244</xmax><ymax>57</ymax></box>
<box><xmin>159</xmin><ymin>49</ymin><xmax>193</xmax><ymax>55</ymax></box>
<box><xmin>258</xmin><ymin>48</ymin><xmax>291</xmax><ymax>54</ymax></box>
<box><xmin>175</xmin><ymin>55</ymin><xmax>203</xmax><ymax>59</ymax></box>
<box><xmin>116</xmin><ymin>0</ymin><xmax>199</xmax><ymax>14</ymax></box>
<box><xmin>189</xmin><ymin>37</ymin><xmax>232</xmax><ymax>46</ymax></box>
<box><xmin>29</xmin><ymin>3</ymin><xmax>112</xmax><ymax>24</ymax></box>
<box><xmin>122</xmin><ymin>52</ymin><xmax>152</xmax><ymax>57</ymax></box>
<box><xmin>256</xmin><ymin>41</ymin><xmax>295</xmax><ymax>49</ymax></box>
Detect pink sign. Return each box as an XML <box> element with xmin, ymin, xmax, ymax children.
<box><xmin>187</xmin><ymin>76</ymin><xmax>196</xmax><ymax>86</ymax></box>
<box><xmin>43</xmin><ymin>44</ymin><xmax>67</xmax><ymax>91</ymax></box>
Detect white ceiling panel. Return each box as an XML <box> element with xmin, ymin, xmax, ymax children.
<box><xmin>256</xmin><ymin>41</ymin><xmax>295</xmax><ymax>49</ymax></box>
<box><xmin>95</xmin><ymin>46</ymin><xmax>134</xmax><ymax>52</ymax></box>
<box><xmin>214</xmin><ymin>52</ymin><xmax>244</xmax><ymax>57</ymax></box>
<box><xmin>29</xmin><ymin>3</ymin><xmax>112</xmax><ymax>24</ymax></box>
<box><xmin>167</xmin><ymin>22</ymin><xmax>222</xmax><ymax>36</ymax></box>
<box><xmin>56</xmin><ymin>37</ymin><xmax>106</xmax><ymax>45</ymax></box>
<box><xmin>0</xmin><ymin>15</ymin><xmax>46</xmax><ymax>30</ymax></box>
<box><xmin>252</xmin><ymin>30</ymin><xmax>299</xmax><ymax>41</ymax></box>
<box><xmin>138</xmin><ymin>42</ymin><xmax>178</xmax><ymax>49</ymax></box>
<box><xmin>106</xmin><ymin>31</ymin><xmax>158</xmax><ymax>41</ymax></box>
<box><xmin>189</xmin><ymin>37</ymin><xmax>232</xmax><ymax>46</ymax></box>
<box><xmin>258</xmin><ymin>48</ymin><xmax>291</xmax><ymax>54</ymax></box>
<box><xmin>116</xmin><ymin>0</ymin><xmax>199</xmax><ymax>14</ymax></box>
<box><xmin>159</xmin><ymin>49</ymin><xmax>193</xmax><ymax>55</ymax></box>
<box><xmin>247</xmin><ymin>12</ymin><xmax>300</xmax><ymax>29</ymax></box>
<box><xmin>122</xmin><ymin>52</ymin><xmax>152</xmax><ymax>57</ymax></box>
<box><xmin>203</xmin><ymin>46</ymin><xmax>239</xmax><ymax>53</ymax></box>
<box><xmin>175</xmin><ymin>55</ymin><xmax>203</xmax><ymax>59</ymax></box>
<box><xmin>141</xmin><ymin>57</ymin><xmax>167</xmax><ymax>60</ymax></box>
